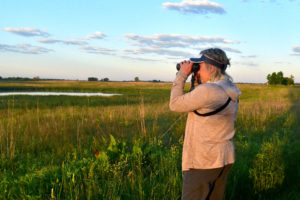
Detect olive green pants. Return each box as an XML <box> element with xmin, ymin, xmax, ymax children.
<box><xmin>181</xmin><ymin>164</ymin><xmax>233</xmax><ymax>200</ymax></box>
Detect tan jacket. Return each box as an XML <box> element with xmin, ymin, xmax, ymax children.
<box><xmin>170</xmin><ymin>71</ymin><xmax>241</xmax><ymax>171</ymax></box>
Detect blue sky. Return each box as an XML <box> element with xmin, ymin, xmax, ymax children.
<box><xmin>0</xmin><ymin>0</ymin><xmax>300</xmax><ymax>83</ymax></box>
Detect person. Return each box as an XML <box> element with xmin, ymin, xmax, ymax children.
<box><xmin>169</xmin><ymin>48</ymin><xmax>241</xmax><ymax>200</ymax></box>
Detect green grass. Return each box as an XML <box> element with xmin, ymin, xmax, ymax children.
<box><xmin>0</xmin><ymin>81</ymin><xmax>299</xmax><ymax>199</ymax></box>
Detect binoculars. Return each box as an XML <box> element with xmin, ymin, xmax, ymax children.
<box><xmin>176</xmin><ymin>62</ymin><xmax>201</xmax><ymax>91</ymax></box>
<box><xmin>176</xmin><ymin>62</ymin><xmax>200</xmax><ymax>72</ymax></box>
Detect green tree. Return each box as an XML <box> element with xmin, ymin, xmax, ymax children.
<box><xmin>100</xmin><ymin>77</ymin><xmax>109</xmax><ymax>82</ymax></box>
<box><xmin>88</xmin><ymin>77</ymin><xmax>98</xmax><ymax>81</ymax></box>
<box><xmin>276</xmin><ymin>71</ymin><xmax>284</xmax><ymax>84</ymax></box>
<box><xmin>267</xmin><ymin>72</ymin><xmax>277</xmax><ymax>84</ymax></box>
<box><xmin>282</xmin><ymin>78</ymin><xmax>288</xmax><ymax>85</ymax></box>
<box><xmin>267</xmin><ymin>72</ymin><xmax>294</xmax><ymax>85</ymax></box>
<box><xmin>134</xmin><ymin>77</ymin><xmax>140</xmax><ymax>82</ymax></box>
<box><xmin>288</xmin><ymin>75</ymin><xmax>295</xmax><ymax>85</ymax></box>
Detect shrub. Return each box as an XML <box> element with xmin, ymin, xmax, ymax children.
<box><xmin>249</xmin><ymin>135</ymin><xmax>285</xmax><ymax>192</ymax></box>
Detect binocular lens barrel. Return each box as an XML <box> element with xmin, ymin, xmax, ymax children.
<box><xmin>176</xmin><ymin>63</ymin><xmax>181</xmax><ymax>71</ymax></box>
<box><xmin>176</xmin><ymin>63</ymin><xmax>200</xmax><ymax>72</ymax></box>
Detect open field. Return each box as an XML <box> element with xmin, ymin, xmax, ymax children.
<box><xmin>0</xmin><ymin>81</ymin><xmax>300</xmax><ymax>199</ymax></box>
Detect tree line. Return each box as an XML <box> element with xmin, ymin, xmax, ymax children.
<box><xmin>88</xmin><ymin>77</ymin><xmax>109</xmax><ymax>82</ymax></box>
<box><xmin>0</xmin><ymin>76</ymin><xmax>65</xmax><ymax>81</ymax></box>
<box><xmin>88</xmin><ymin>76</ymin><xmax>161</xmax><ymax>82</ymax></box>
<box><xmin>266</xmin><ymin>71</ymin><xmax>294</xmax><ymax>85</ymax></box>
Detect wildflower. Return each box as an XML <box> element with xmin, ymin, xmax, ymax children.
<box><xmin>72</xmin><ymin>173</ymin><xmax>75</xmax><ymax>184</ymax></box>
<box><xmin>93</xmin><ymin>149</ymin><xmax>99</xmax><ymax>158</ymax></box>
<box><xmin>51</xmin><ymin>188</ymin><xmax>56</xmax><ymax>199</ymax></box>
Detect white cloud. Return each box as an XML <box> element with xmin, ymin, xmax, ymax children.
<box><xmin>290</xmin><ymin>53</ymin><xmax>300</xmax><ymax>56</ymax></box>
<box><xmin>233</xmin><ymin>61</ymin><xmax>258</xmax><ymax>67</ymax></box>
<box><xmin>119</xmin><ymin>55</ymin><xmax>161</xmax><ymax>62</ymax></box>
<box><xmin>2</xmin><ymin>27</ymin><xmax>50</xmax><ymax>37</ymax></box>
<box><xmin>124</xmin><ymin>34</ymin><xmax>241</xmax><ymax>58</ymax></box>
<box><xmin>292</xmin><ymin>46</ymin><xmax>300</xmax><ymax>53</ymax></box>
<box><xmin>81</xmin><ymin>45</ymin><xmax>160</xmax><ymax>61</ymax></box>
<box><xmin>124</xmin><ymin>34</ymin><xmax>188</xmax><ymax>48</ymax></box>
<box><xmin>63</xmin><ymin>40</ymin><xmax>88</xmax><ymax>45</ymax></box>
<box><xmin>124</xmin><ymin>33</ymin><xmax>237</xmax><ymax>49</ymax></box>
<box><xmin>36</xmin><ymin>31</ymin><xmax>106</xmax><ymax>47</ymax></box>
<box><xmin>163</xmin><ymin>0</ymin><xmax>226</xmax><ymax>15</ymax></box>
<box><xmin>241</xmin><ymin>54</ymin><xmax>257</xmax><ymax>58</ymax></box>
<box><xmin>192</xmin><ymin>46</ymin><xmax>242</xmax><ymax>53</ymax></box>
<box><xmin>37</xmin><ymin>38</ymin><xmax>87</xmax><ymax>46</ymax></box>
<box><xmin>220</xmin><ymin>47</ymin><xmax>241</xmax><ymax>53</ymax></box>
<box><xmin>86</xmin><ymin>31</ymin><xmax>106</xmax><ymax>40</ymax></box>
<box><xmin>290</xmin><ymin>46</ymin><xmax>300</xmax><ymax>56</ymax></box>
<box><xmin>80</xmin><ymin>46</ymin><xmax>116</xmax><ymax>55</ymax></box>
<box><xmin>124</xmin><ymin>47</ymin><xmax>193</xmax><ymax>58</ymax></box>
<box><xmin>274</xmin><ymin>61</ymin><xmax>291</xmax><ymax>65</ymax></box>
<box><xmin>0</xmin><ymin>43</ymin><xmax>53</xmax><ymax>54</ymax></box>
<box><xmin>37</xmin><ymin>38</ymin><xmax>61</xmax><ymax>44</ymax></box>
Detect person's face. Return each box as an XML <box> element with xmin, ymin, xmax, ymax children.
<box><xmin>196</xmin><ymin>62</ymin><xmax>215</xmax><ymax>83</ymax></box>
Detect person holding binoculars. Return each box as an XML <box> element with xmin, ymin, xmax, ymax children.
<box><xmin>169</xmin><ymin>48</ymin><xmax>241</xmax><ymax>200</ymax></box>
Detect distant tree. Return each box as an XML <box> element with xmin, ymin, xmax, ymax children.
<box><xmin>88</xmin><ymin>77</ymin><xmax>98</xmax><ymax>81</ymax></box>
<box><xmin>282</xmin><ymin>77</ymin><xmax>288</xmax><ymax>85</ymax></box>
<box><xmin>0</xmin><ymin>76</ymin><xmax>2</xmax><ymax>80</ymax></box>
<box><xmin>100</xmin><ymin>77</ymin><xmax>109</xmax><ymax>82</ymax></box>
<box><xmin>6</xmin><ymin>77</ymin><xmax>31</xmax><ymax>81</ymax></box>
<box><xmin>276</xmin><ymin>71</ymin><xmax>284</xmax><ymax>84</ymax></box>
<box><xmin>33</xmin><ymin>76</ymin><xmax>40</xmax><ymax>81</ymax></box>
<box><xmin>134</xmin><ymin>77</ymin><xmax>140</xmax><ymax>82</ymax></box>
<box><xmin>288</xmin><ymin>75</ymin><xmax>295</xmax><ymax>85</ymax></box>
<box><xmin>267</xmin><ymin>71</ymin><xmax>294</xmax><ymax>85</ymax></box>
<box><xmin>267</xmin><ymin>72</ymin><xmax>277</xmax><ymax>84</ymax></box>
<box><xmin>152</xmin><ymin>80</ymin><xmax>160</xmax><ymax>82</ymax></box>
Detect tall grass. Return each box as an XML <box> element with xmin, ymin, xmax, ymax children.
<box><xmin>0</xmin><ymin>82</ymin><xmax>299</xmax><ymax>199</ymax></box>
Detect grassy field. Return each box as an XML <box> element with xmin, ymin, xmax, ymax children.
<box><xmin>0</xmin><ymin>81</ymin><xmax>299</xmax><ymax>199</ymax></box>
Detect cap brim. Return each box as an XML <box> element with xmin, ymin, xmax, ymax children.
<box><xmin>190</xmin><ymin>57</ymin><xmax>205</xmax><ymax>63</ymax></box>
<box><xmin>191</xmin><ymin>55</ymin><xmax>227</xmax><ymax>70</ymax></box>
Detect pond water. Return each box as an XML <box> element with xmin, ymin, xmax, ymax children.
<box><xmin>0</xmin><ymin>92</ymin><xmax>121</xmax><ymax>97</ymax></box>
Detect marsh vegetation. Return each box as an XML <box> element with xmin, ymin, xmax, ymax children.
<box><xmin>0</xmin><ymin>81</ymin><xmax>299</xmax><ymax>199</ymax></box>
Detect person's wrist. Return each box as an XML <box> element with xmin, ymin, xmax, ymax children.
<box><xmin>177</xmin><ymin>71</ymin><xmax>188</xmax><ymax>79</ymax></box>
<box><xmin>180</xmin><ymin>70</ymin><xmax>189</xmax><ymax>76</ymax></box>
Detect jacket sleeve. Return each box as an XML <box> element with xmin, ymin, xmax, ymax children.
<box><xmin>169</xmin><ymin>71</ymin><xmax>227</xmax><ymax>113</ymax></box>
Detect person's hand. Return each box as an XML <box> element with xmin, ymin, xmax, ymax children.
<box><xmin>179</xmin><ymin>60</ymin><xmax>193</xmax><ymax>76</ymax></box>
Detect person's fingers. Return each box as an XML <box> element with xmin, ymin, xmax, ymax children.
<box><xmin>181</xmin><ymin>60</ymin><xmax>190</xmax><ymax>65</ymax></box>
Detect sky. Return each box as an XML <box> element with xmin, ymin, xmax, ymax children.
<box><xmin>0</xmin><ymin>0</ymin><xmax>300</xmax><ymax>83</ymax></box>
